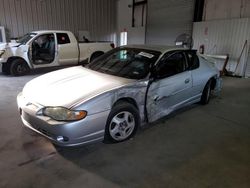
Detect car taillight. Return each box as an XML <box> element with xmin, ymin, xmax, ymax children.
<box><xmin>110</xmin><ymin>43</ymin><xmax>115</xmax><ymax>48</ymax></box>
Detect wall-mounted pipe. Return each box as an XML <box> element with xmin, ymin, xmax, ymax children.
<box><xmin>132</xmin><ymin>0</ymin><xmax>147</xmax><ymax>27</ymax></box>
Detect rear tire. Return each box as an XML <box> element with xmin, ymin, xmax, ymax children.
<box><xmin>200</xmin><ymin>80</ymin><xmax>212</xmax><ymax>105</ymax></box>
<box><xmin>105</xmin><ymin>102</ymin><xmax>140</xmax><ymax>143</ymax></box>
<box><xmin>1</xmin><ymin>63</ymin><xmax>11</xmax><ymax>75</ymax></box>
<box><xmin>10</xmin><ymin>59</ymin><xmax>30</xmax><ymax>76</ymax></box>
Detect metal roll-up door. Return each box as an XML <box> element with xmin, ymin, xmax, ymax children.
<box><xmin>146</xmin><ymin>0</ymin><xmax>195</xmax><ymax>45</ymax></box>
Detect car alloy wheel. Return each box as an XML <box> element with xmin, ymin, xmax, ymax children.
<box><xmin>109</xmin><ymin>111</ymin><xmax>135</xmax><ymax>141</ymax></box>
<box><xmin>105</xmin><ymin>102</ymin><xmax>139</xmax><ymax>143</ymax></box>
<box><xmin>201</xmin><ymin>79</ymin><xmax>212</xmax><ymax>104</ymax></box>
<box><xmin>205</xmin><ymin>83</ymin><xmax>211</xmax><ymax>102</ymax></box>
<box><xmin>16</xmin><ymin>64</ymin><xmax>27</xmax><ymax>74</ymax></box>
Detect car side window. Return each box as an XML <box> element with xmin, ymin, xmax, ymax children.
<box><xmin>185</xmin><ymin>50</ymin><xmax>199</xmax><ymax>70</ymax></box>
<box><xmin>156</xmin><ymin>52</ymin><xmax>187</xmax><ymax>79</ymax></box>
<box><xmin>56</xmin><ymin>33</ymin><xmax>70</xmax><ymax>44</ymax></box>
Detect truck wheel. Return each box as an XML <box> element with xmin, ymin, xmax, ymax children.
<box><xmin>2</xmin><ymin>63</ymin><xmax>11</xmax><ymax>75</ymax></box>
<box><xmin>90</xmin><ymin>51</ymin><xmax>104</xmax><ymax>62</ymax></box>
<box><xmin>10</xmin><ymin>59</ymin><xmax>30</xmax><ymax>76</ymax></box>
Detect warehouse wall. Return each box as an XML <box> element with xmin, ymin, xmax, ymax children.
<box><xmin>146</xmin><ymin>0</ymin><xmax>195</xmax><ymax>45</ymax></box>
<box><xmin>0</xmin><ymin>0</ymin><xmax>116</xmax><ymax>42</ymax></box>
<box><xmin>116</xmin><ymin>0</ymin><xmax>146</xmax><ymax>45</ymax></box>
<box><xmin>198</xmin><ymin>0</ymin><xmax>250</xmax><ymax>77</ymax></box>
<box><xmin>203</xmin><ymin>0</ymin><xmax>250</xmax><ymax>21</ymax></box>
<box><xmin>193</xmin><ymin>18</ymin><xmax>250</xmax><ymax>76</ymax></box>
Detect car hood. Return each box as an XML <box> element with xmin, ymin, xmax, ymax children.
<box><xmin>23</xmin><ymin>66</ymin><xmax>135</xmax><ymax>107</ymax></box>
<box><xmin>0</xmin><ymin>42</ymin><xmax>20</xmax><ymax>50</ymax></box>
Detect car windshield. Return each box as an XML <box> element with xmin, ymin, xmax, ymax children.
<box><xmin>87</xmin><ymin>47</ymin><xmax>161</xmax><ymax>79</ymax></box>
<box><xmin>17</xmin><ymin>33</ymin><xmax>37</xmax><ymax>44</ymax></box>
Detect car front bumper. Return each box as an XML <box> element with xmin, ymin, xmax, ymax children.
<box><xmin>17</xmin><ymin>92</ymin><xmax>110</xmax><ymax>147</ymax></box>
<box><xmin>0</xmin><ymin>58</ymin><xmax>6</xmax><ymax>63</ymax></box>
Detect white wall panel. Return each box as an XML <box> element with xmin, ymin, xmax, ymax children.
<box><xmin>193</xmin><ymin>18</ymin><xmax>250</xmax><ymax>76</ymax></box>
<box><xmin>203</xmin><ymin>0</ymin><xmax>250</xmax><ymax>21</ymax></box>
<box><xmin>0</xmin><ymin>0</ymin><xmax>116</xmax><ymax>42</ymax></box>
<box><xmin>146</xmin><ymin>0</ymin><xmax>195</xmax><ymax>45</ymax></box>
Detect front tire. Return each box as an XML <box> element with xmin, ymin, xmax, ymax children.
<box><xmin>200</xmin><ymin>80</ymin><xmax>212</xmax><ymax>105</ymax></box>
<box><xmin>105</xmin><ymin>102</ymin><xmax>140</xmax><ymax>143</ymax></box>
<box><xmin>10</xmin><ymin>59</ymin><xmax>30</xmax><ymax>76</ymax></box>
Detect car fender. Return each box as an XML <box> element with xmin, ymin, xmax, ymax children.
<box><xmin>5</xmin><ymin>44</ymin><xmax>32</xmax><ymax>68</ymax></box>
<box><xmin>72</xmin><ymin>80</ymin><xmax>148</xmax><ymax>124</ymax></box>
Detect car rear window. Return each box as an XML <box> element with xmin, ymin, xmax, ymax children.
<box><xmin>185</xmin><ymin>50</ymin><xmax>199</xmax><ymax>70</ymax></box>
<box><xmin>56</xmin><ymin>33</ymin><xmax>70</xmax><ymax>44</ymax></box>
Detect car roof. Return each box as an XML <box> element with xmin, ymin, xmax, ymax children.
<box><xmin>124</xmin><ymin>44</ymin><xmax>189</xmax><ymax>54</ymax></box>
<box><xmin>32</xmin><ymin>30</ymin><xmax>70</xmax><ymax>34</ymax></box>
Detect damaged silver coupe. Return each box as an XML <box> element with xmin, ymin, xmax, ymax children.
<box><xmin>17</xmin><ymin>45</ymin><xmax>222</xmax><ymax>146</ymax></box>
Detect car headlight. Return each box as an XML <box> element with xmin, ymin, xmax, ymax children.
<box><xmin>0</xmin><ymin>50</ymin><xmax>5</xmax><ymax>57</ymax></box>
<box><xmin>43</xmin><ymin>107</ymin><xmax>87</xmax><ymax>121</ymax></box>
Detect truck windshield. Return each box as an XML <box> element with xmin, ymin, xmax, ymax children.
<box><xmin>17</xmin><ymin>33</ymin><xmax>37</xmax><ymax>44</ymax></box>
<box><xmin>88</xmin><ymin>47</ymin><xmax>161</xmax><ymax>80</ymax></box>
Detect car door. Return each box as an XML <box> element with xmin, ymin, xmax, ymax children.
<box><xmin>56</xmin><ymin>33</ymin><xmax>78</xmax><ymax>65</ymax></box>
<box><xmin>29</xmin><ymin>33</ymin><xmax>58</xmax><ymax>68</ymax></box>
<box><xmin>147</xmin><ymin>51</ymin><xmax>193</xmax><ymax>122</ymax></box>
<box><xmin>184</xmin><ymin>50</ymin><xmax>203</xmax><ymax>98</ymax></box>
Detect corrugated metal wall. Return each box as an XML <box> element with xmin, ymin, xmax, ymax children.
<box><xmin>146</xmin><ymin>0</ymin><xmax>195</xmax><ymax>45</ymax></box>
<box><xmin>0</xmin><ymin>0</ymin><xmax>116</xmax><ymax>42</ymax></box>
<box><xmin>203</xmin><ymin>0</ymin><xmax>250</xmax><ymax>21</ymax></box>
<box><xmin>193</xmin><ymin>18</ymin><xmax>250</xmax><ymax>76</ymax></box>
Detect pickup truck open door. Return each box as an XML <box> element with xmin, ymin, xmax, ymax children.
<box><xmin>29</xmin><ymin>32</ymin><xmax>58</xmax><ymax>68</ymax></box>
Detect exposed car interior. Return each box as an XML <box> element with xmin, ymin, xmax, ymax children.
<box><xmin>31</xmin><ymin>33</ymin><xmax>55</xmax><ymax>64</ymax></box>
<box><xmin>185</xmin><ymin>50</ymin><xmax>200</xmax><ymax>70</ymax></box>
<box><xmin>156</xmin><ymin>52</ymin><xmax>186</xmax><ymax>78</ymax></box>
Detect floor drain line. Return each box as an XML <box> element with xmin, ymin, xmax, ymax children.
<box><xmin>18</xmin><ymin>151</ymin><xmax>56</xmax><ymax>167</ymax></box>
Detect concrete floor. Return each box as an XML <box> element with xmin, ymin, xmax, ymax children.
<box><xmin>0</xmin><ymin>68</ymin><xmax>250</xmax><ymax>188</ymax></box>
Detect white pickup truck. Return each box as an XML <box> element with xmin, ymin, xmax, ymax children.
<box><xmin>0</xmin><ymin>30</ymin><xmax>114</xmax><ymax>76</ymax></box>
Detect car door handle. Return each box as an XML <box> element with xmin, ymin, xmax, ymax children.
<box><xmin>185</xmin><ymin>78</ymin><xmax>190</xmax><ymax>84</ymax></box>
